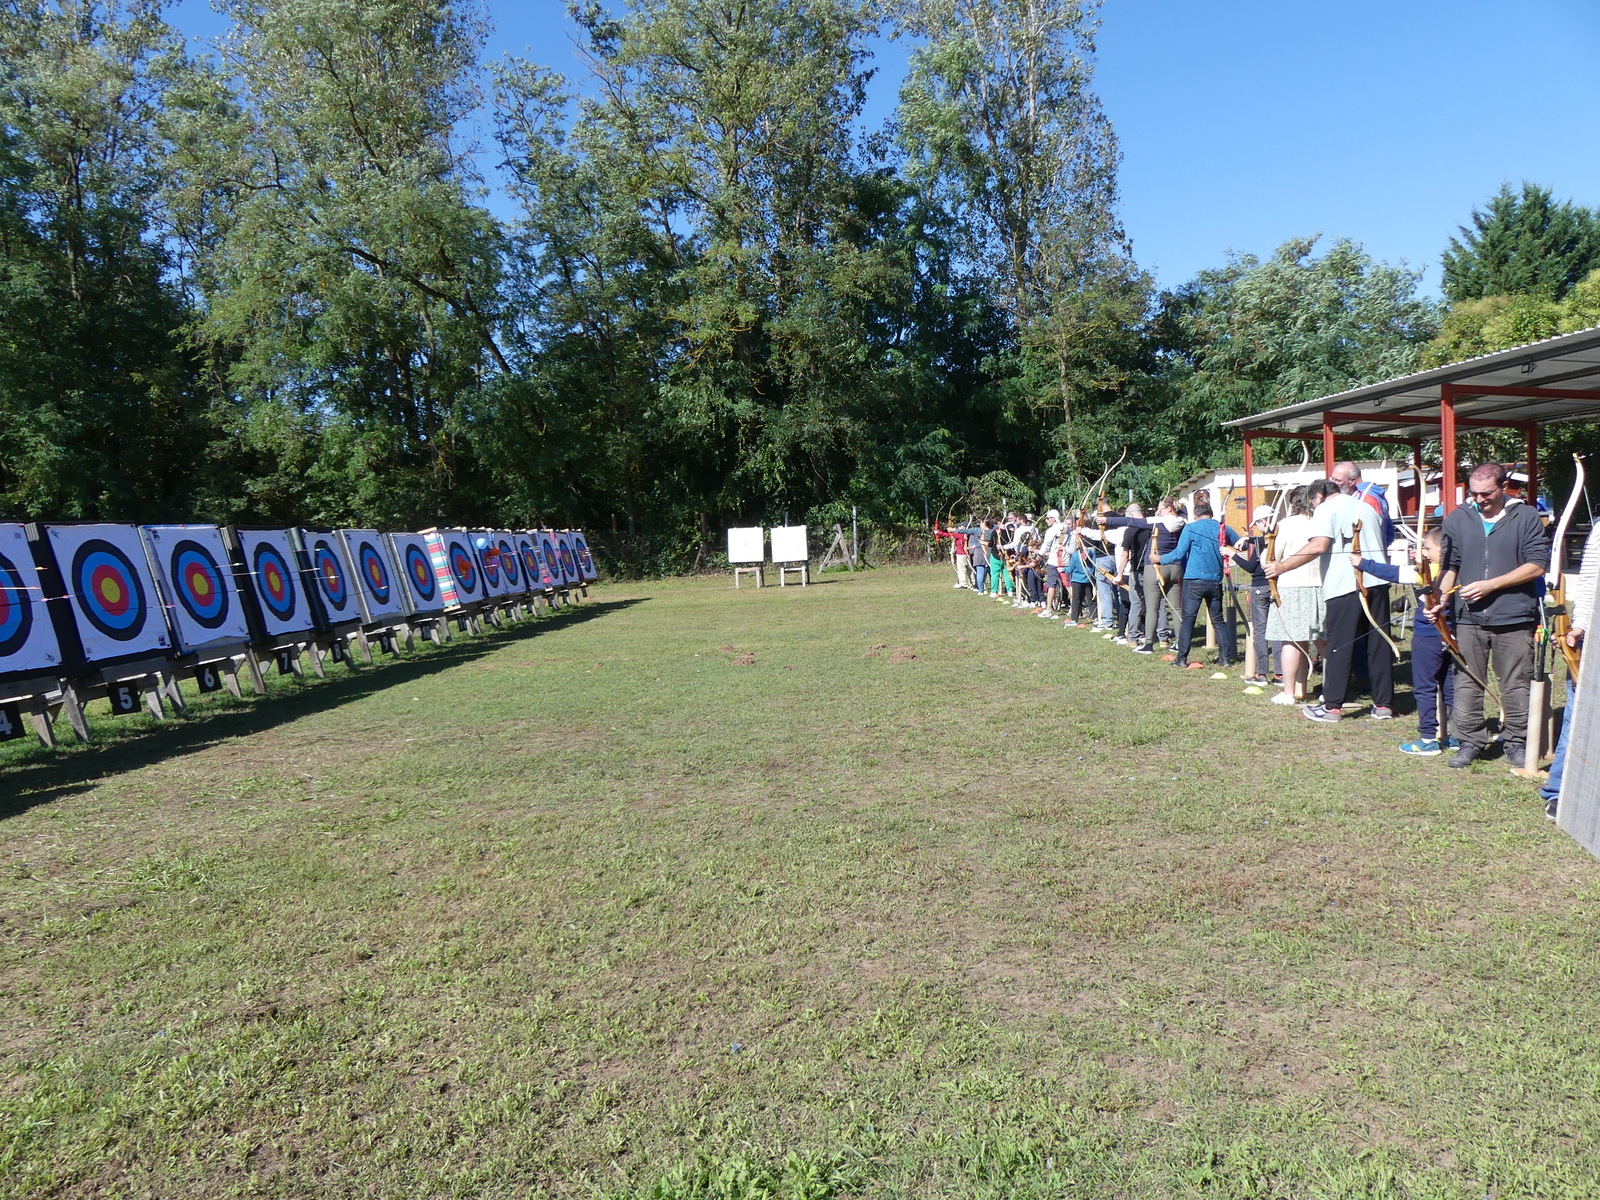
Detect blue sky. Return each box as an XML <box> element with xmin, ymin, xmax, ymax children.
<box><xmin>170</xmin><ymin>0</ymin><xmax>1600</xmax><ymax>297</ymax></box>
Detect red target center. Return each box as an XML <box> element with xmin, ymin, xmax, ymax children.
<box><xmin>91</xmin><ymin>564</ymin><xmax>130</xmax><ymax>616</ymax></box>
<box><xmin>263</xmin><ymin>561</ymin><xmax>286</xmax><ymax>598</ymax></box>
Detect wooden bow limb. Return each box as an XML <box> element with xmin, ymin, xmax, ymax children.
<box><xmin>1351</xmin><ymin>518</ymin><xmax>1402</xmax><ymax>661</ymax></box>
<box><xmin>1545</xmin><ymin>453</ymin><xmax>1587</xmax><ymax>683</ymax></box>
<box><xmin>1417</xmin><ymin>557</ymin><xmax>1490</xmax><ymax>692</ymax></box>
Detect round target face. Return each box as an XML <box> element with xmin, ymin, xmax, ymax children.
<box><xmin>575</xmin><ymin>537</ymin><xmax>594</xmax><ymax>573</ymax></box>
<box><xmin>311</xmin><ymin>539</ymin><xmax>350</xmax><ymax>611</ymax></box>
<box><xmin>404</xmin><ymin>544</ymin><xmax>437</xmax><ymax>602</ymax></box>
<box><xmin>448</xmin><ymin>542</ymin><xmax>478</xmax><ymax>593</ymax></box>
<box><xmin>252</xmin><ymin>542</ymin><xmax>297</xmax><ymax>620</ymax></box>
<box><xmin>0</xmin><ymin>550</ymin><xmax>35</xmax><ymax>658</ymax></box>
<box><xmin>518</xmin><ymin>540</ymin><xmax>539</xmax><ymax>583</ymax></box>
<box><xmin>481</xmin><ymin>543</ymin><xmax>502</xmax><ymax>587</ymax></box>
<box><xmin>557</xmin><ymin>542</ymin><xmax>576</xmax><ymax>577</ymax></box>
<box><xmin>168</xmin><ymin>539</ymin><xmax>230</xmax><ymax>629</ymax></box>
<box><xmin>357</xmin><ymin>541</ymin><xmax>391</xmax><ymax>604</ymax></box>
<box><xmin>497</xmin><ymin>539</ymin><xmax>520</xmax><ymax>586</ymax></box>
<box><xmin>71</xmin><ymin>540</ymin><xmax>148</xmax><ymax>641</ymax></box>
<box><xmin>540</xmin><ymin>535</ymin><xmax>560</xmax><ymax>577</ymax></box>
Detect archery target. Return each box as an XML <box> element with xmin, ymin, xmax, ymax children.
<box><xmin>46</xmin><ymin>524</ymin><xmax>169</xmax><ymax>663</ymax></box>
<box><xmin>0</xmin><ymin>524</ymin><xmax>61</xmax><ymax>677</ymax></box>
<box><xmin>555</xmin><ymin>532</ymin><xmax>581</xmax><ymax>586</ymax></box>
<box><xmin>516</xmin><ymin>535</ymin><xmax>548</xmax><ymax>592</ymax></box>
<box><xmin>339</xmin><ymin>530</ymin><xmax>406</xmax><ymax>623</ymax></box>
<box><xmin>426</xmin><ymin>531</ymin><xmax>483</xmax><ymax>610</ymax></box>
<box><xmin>303</xmin><ymin>531</ymin><xmax>356</xmax><ymax>622</ymax></box>
<box><xmin>143</xmin><ymin>525</ymin><xmax>251</xmax><ymax>653</ymax></box>
<box><xmin>572</xmin><ymin>530</ymin><xmax>599</xmax><ymax>582</ymax></box>
<box><xmin>239</xmin><ymin>529</ymin><xmax>317</xmax><ymax>638</ymax></box>
<box><xmin>389</xmin><ymin>533</ymin><xmax>443</xmax><ymax>613</ymax></box>
<box><xmin>539</xmin><ymin>531</ymin><xmax>565</xmax><ymax>587</ymax></box>
<box><xmin>473</xmin><ymin>531</ymin><xmax>509</xmax><ymax>598</ymax></box>
<box><xmin>495</xmin><ymin>532</ymin><xmax>527</xmax><ymax>595</ymax></box>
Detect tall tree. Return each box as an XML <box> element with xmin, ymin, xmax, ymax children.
<box><xmin>1441</xmin><ymin>181</ymin><xmax>1600</xmax><ymax>303</ymax></box>
<box><xmin>170</xmin><ymin>0</ymin><xmax>506</xmax><ymax>526</ymax></box>
<box><xmin>896</xmin><ymin>0</ymin><xmax>1145</xmax><ymax>487</ymax></box>
<box><xmin>0</xmin><ymin>0</ymin><xmax>212</xmax><ymax>521</ymax></box>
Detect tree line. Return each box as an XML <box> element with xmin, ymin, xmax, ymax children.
<box><xmin>4</xmin><ymin>0</ymin><xmax>1598</xmax><ymax>571</ymax></box>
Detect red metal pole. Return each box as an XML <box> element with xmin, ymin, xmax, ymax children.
<box><xmin>1440</xmin><ymin>384</ymin><xmax>1458</xmax><ymax>513</ymax></box>
<box><xmin>1322</xmin><ymin>412</ymin><xmax>1336</xmax><ymax>473</ymax></box>
<box><xmin>1525</xmin><ymin>422</ymin><xmax>1539</xmax><ymax>508</ymax></box>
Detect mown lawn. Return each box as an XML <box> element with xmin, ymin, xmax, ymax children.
<box><xmin>3</xmin><ymin>566</ymin><xmax>1597</xmax><ymax>1199</ymax></box>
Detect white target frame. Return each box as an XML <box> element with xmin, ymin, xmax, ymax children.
<box><xmin>514</xmin><ymin>532</ymin><xmax>549</xmax><ymax>593</ymax></box>
<box><xmin>141</xmin><ymin>524</ymin><xmax>253</xmax><ymax>654</ymax></box>
<box><xmin>727</xmin><ymin>527</ymin><xmax>764</xmax><ymax>564</ymax></box>
<box><xmin>237</xmin><ymin>529</ymin><xmax>318</xmax><ymax>640</ymax></box>
<box><xmin>388</xmin><ymin>533</ymin><xmax>445</xmax><ymax>614</ymax></box>
<box><xmin>339</xmin><ymin>529</ymin><xmax>408</xmax><ymax>625</ymax></box>
<box><xmin>770</xmin><ymin>525</ymin><xmax>809</xmax><ymax>564</ymax></box>
<box><xmin>572</xmin><ymin>530</ymin><xmax>599</xmax><ymax>582</ymax></box>
<box><xmin>492</xmin><ymin>530</ymin><xmax>529</xmax><ymax>596</ymax></box>
<box><xmin>470</xmin><ymin>530</ymin><xmax>510</xmax><ymax>599</ymax></box>
<box><xmin>298</xmin><ymin>529</ymin><xmax>360</xmax><ymax>628</ymax></box>
<box><xmin>45</xmin><ymin>523</ymin><xmax>171</xmax><ymax>666</ymax></box>
<box><xmin>0</xmin><ymin>522</ymin><xmax>63</xmax><ymax>679</ymax></box>
<box><xmin>555</xmin><ymin>531</ymin><xmax>582</xmax><ymax>587</ymax></box>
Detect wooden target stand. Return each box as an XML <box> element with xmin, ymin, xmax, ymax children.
<box><xmin>0</xmin><ymin>672</ymin><xmax>68</xmax><ymax>748</ymax></box>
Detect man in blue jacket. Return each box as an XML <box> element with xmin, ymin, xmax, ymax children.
<box><xmin>1159</xmin><ymin>497</ymin><xmax>1238</xmax><ymax>670</ymax></box>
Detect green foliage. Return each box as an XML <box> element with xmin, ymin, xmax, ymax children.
<box><xmin>1441</xmin><ymin>181</ymin><xmax>1600</xmax><ymax>303</ymax></box>
<box><xmin>1157</xmin><ymin>235</ymin><xmax>1438</xmax><ymax>468</ymax></box>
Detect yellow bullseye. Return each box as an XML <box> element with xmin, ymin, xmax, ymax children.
<box><xmin>101</xmin><ymin>579</ymin><xmax>123</xmax><ymax>605</ymax></box>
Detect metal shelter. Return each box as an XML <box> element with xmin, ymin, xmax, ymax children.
<box><xmin>1224</xmin><ymin>325</ymin><xmax>1600</xmax><ymax>514</ymax></box>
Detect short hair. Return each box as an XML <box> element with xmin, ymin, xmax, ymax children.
<box><xmin>1126</xmin><ymin>503</ymin><xmax>1144</xmax><ymax>517</ymax></box>
<box><xmin>1470</xmin><ymin>462</ymin><xmax>1508</xmax><ymax>487</ymax></box>
<box><xmin>1193</xmin><ymin>498</ymin><xmax>1214</xmax><ymax>518</ymax></box>
<box><xmin>1307</xmin><ymin>478</ymin><xmax>1342</xmax><ymax>502</ymax></box>
<box><xmin>1422</xmin><ymin>527</ymin><xmax>1444</xmax><ymax>548</ymax></box>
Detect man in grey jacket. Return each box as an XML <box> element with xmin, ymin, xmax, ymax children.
<box><xmin>1432</xmin><ymin>463</ymin><xmax>1550</xmax><ymax>769</ymax></box>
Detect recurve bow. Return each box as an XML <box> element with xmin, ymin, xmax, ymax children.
<box><xmin>1351</xmin><ymin>517</ymin><xmax>1402</xmax><ymax>661</ymax></box>
<box><xmin>1546</xmin><ymin>453</ymin><xmax>1587</xmax><ymax>682</ymax></box>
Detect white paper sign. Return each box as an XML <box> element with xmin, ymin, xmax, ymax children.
<box><xmin>728</xmin><ymin>527</ymin><xmax>764</xmax><ymax>564</ymax></box>
<box><xmin>770</xmin><ymin>525</ymin><xmax>808</xmax><ymax>563</ymax></box>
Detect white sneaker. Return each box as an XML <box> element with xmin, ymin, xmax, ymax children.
<box><xmin>1113</xmin><ymin>636</ymin><xmax>1128</xmax><ymax>645</ymax></box>
<box><xmin>1269</xmin><ymin>692</ymin><xmax>1297</xmax><ymax>706</ymax></box>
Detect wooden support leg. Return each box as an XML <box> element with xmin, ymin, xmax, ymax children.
<box><xmin>309</xmin><ymin>645</ymin><xmax>327</xmax><ymax>678</ymax></box>
<box><xmin>243</xmin><ymin>648</ymin><xmax>267</xmax><ymax>694</ymax></box>
<box><xmin>142</xmin><ymin>676</ymin><xmax>167</xmax><ymax>720</ymax></box>
<box><xmin>355</xmin><ymin>630</ymin><xmax>373</xmax><ymax>665</ymax></box>
<box><xmin>61</xmin><ymin>683</ymin><xmax>91</xmax><ymax>743</ymax></box>
<box><xmin>161</xmin><ymin>673</ymin><xmax>187</xmax><ymax>713</ymax></box>
<box><xmin>27</xmin><ymin>700</ymin><xmax>55</xmax><ymax>749</ymax></box>
<box><xmin>222</xmin><ymin>660</ymin><xmax>243</xmax><ymax>699</ymax></box>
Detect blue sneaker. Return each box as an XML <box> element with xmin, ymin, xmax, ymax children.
<box><xmin>1399</xmin><ymin>738</ymin><xmax>1442</xmax><ymax>756</ymax></box>
<box><xmin>1443</xmin><ymin>738</ymin><xmax>1461</xmax><ymax>750</ymax></box>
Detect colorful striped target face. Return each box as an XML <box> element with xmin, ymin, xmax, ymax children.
<box><xmin>310</xmin><ymin>537</ymin><xmax>352</xmax><ymax>614</ymax></box>
<box><xmin>447</xmin><ymin>539</ymin><xmax>479</xmax><ymax>595</ymax></box>
<box><xmin>72</xmin><ymin>540</ymin><xmax>148</xmax><ymax>642</ymax></box>
<box><xmin>0</xmin><ymin>547</ymin><xmax>34</xmax><ymax>659</ymax></box>
<box><xmin>252</xmin><ymin>541</ymin><xmax>297</xmax><ymax>621</ymax></box>
<box><xmin>168</xmin><ymin>539</ymin><xmax>230</xmax><ymax>629</ymax></box>
<box><xmin>404</xmin><ymin>542</ymin><xmax>437</xmax><ymax>604</ymax></box>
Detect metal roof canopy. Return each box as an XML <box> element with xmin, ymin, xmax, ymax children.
<box><xmin>1223</xmin><ymin>324</ymin><xmax>1600</xmax><ymax>512</ymax></box>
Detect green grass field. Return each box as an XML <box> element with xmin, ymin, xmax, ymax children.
<box><xmin>4</xmin><ymin>566</ymin><xmax>1598</xmax><ymax>1199</ymax></box>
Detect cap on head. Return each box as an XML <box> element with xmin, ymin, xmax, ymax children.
<box><xmin>1251</xmin><ymin>504</ymin><xmax>1275</xmax><ymax>524</ymax></box>
<box><xmin>1046</xmin><ymin>508</ymin><xmax>1061</xmax><ymax>522</ymax></box>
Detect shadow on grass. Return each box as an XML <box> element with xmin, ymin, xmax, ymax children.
<box><xmin>0</xmin><ymin>597</ymin><xmax>648</xmax><ymax>820</ymax></box>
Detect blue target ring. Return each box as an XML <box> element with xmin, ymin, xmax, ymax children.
<box><xmin>357</xmin><ymin>542</ymin><xmax>391</xmax><ymax>604</ymax></box>
<box><xmin>71</xmin><ymin>540</ymin><xmax>148</xmax><ymax>641</ymax></box>
<box><xmin>311</xmin><ymin>539</ymin><xmax>350</xmax><ymax>611</ymax></box>
<box><xmin>518</xmin><ymin>539</ymin><xmax>539</xmax><ymax>584</ymax></box>
<box><xmin>169</xmin><ymin>539</ymin><xmax>230</xmax><ymax>629</ymax></box>
<box><xmin>251</xmin><ymin>542</ymin><xmax>298</xmax><ymax>621</ymax></box>
<box><xmin>404</xmin><ymin>544</ymin><xmax>437</xmax><ymax>602</ymax></box>
<box><xmin>0</xmin><ymin>550</ymin><xmax>34</xmax><ymax>657</ymax></box>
